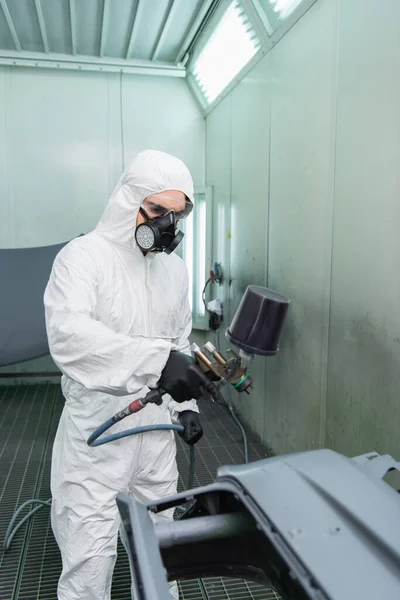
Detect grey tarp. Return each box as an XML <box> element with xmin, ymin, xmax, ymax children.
<box><xmin>0</xmin><ymin>241</ymin><xmax>69</xmax><ymax>366</ymax></box>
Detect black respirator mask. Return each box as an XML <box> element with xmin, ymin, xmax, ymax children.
<box><xmin>135</xmin><ymin>207</ymin><xmax>184</xmax><ymax>255</ymax></box>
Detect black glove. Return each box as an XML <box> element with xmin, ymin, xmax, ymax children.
<box><xmin>178</xmin><ymin>411</ymin><xmax>203</xmax><ymax>446</ymax></box>
<box><xmin>158</xmin><ymin>351</ymin><xmax>219</xmax><ymax>404</ymax></box>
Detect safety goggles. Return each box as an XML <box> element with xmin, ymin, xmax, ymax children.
<box><xmin>142</xmin><ymin>196</ymin><xmax>193</xmax><ymax>221</ymax></box>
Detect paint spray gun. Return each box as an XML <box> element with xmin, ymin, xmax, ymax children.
<box><xmin>191</xmin><ymin>285</ymin><xmax>290</xmax><ymax>399</ymax></box>
<box><xmin>191</xmin><ymin>342</ymin><xmax>254</xmax><ymax>395</ymax></box>
<box><xmin>87</xmin><ymin>285</ymin><xmax>290</xmax><ymax>447</ymax></box>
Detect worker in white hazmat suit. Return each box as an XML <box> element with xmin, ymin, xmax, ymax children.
<box><xmin>44</xmin><ymin>150</ymin><xmax>217</xmax><ymax>600</ymax></box>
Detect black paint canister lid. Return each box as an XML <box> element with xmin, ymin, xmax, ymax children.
<box><xmin>226</xmin><ymin>285</ymin><xmax>290</xmax><ymax>356</ymax></box>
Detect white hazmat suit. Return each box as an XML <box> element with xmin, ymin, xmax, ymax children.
<box><xmin>44</xmin><ymin>150</ymin><xmax>199</xmax><ymax>600</ymax></box>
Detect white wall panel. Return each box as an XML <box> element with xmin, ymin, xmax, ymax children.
<box><xmin>326</xmin><ymin>0</ymin><xmax>400</xmax><ymax>457</ymax></box>
<box><xmin>0</xmin><ymin>69</ymin><xmax>205</xmax><ymax>250</ymax></box>
<box><xmin>0</xmin><ymin>67</ymin><xmax>205</xmax><ymax>380</ymax></box>
<box><xmin>122</xmin><ymin>75</ymin><xmax>205</xmax><ymax>186</ymax></box>
<box><xmin>0</xmin><ymin>68</ymin><xmax>121</xmax><ymax>248</ymax></box>
<box><xmin>205</xmin><ymin>95</ymin><xmax>232</xmax><ymax>352</ymax></box>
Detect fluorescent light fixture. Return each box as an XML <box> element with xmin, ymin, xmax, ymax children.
<box><xmin>196</xmin><ymin>197</ymin><xmax>207</xmax><ymax>317</ymax></box>
<box><xmin>184</xmin><ymin>212</ymin><xmax>194</xmax><ymax>311</ymax></box>
<box><xmin>191</xmin><ymin>1</ymin><xmax>260</xmax><ymax>104</ymax></box>
<box><xmin>269</xmin><ymin>0</ymin><xmax>304</xmax><ymax>20</ymax></box>
<box><xmin>217</xmin><ymin>203</ymin><xmax>226</xmax><ymax>262</ymax></box>
<box><xmin>256</xmin><ymin>0</ymin><xmax>309</xmax><ymax>35</ymax></box>
<box><xmin>181</xmin><ymin>190</ymin><xmax>211</xmax><ymax>327</ymax></box>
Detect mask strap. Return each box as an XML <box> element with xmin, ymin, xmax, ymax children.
<box><xmin>139</xmin><ymin>206</ymin><xmax>151</xmax><ymax>221</ymax></box>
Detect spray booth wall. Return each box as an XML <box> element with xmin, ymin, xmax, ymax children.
<box><xmin>0</xmin><ymin>67</ymin><xmax>205</xmax><ymax>380</ymax></box>
<box><xmin>206</xmin><ymin>0</ymin><xmax>400</xmax><ymax>459</ymax></box>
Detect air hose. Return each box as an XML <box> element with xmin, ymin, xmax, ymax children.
<box><xmin>87</xmin><ymin>409</ymin><xmax>197</xmax><ymax>498</ymax></box>
<box><xmin>3</xmin><ymin>498</ymin><xmax>52</xmax><ymax>552</ymax></box>
<box><xmin>88</xmin><ymin>422</ymin><xmax>184</xmax><ymax>446</ymax></box>
<box><xmin>214</xmin><ymin>331</ymin><xmax>249</xmax><ymax>465</ymax></box>
<box><xmin>3</xmin><ymin>394</ymin><xmax>196</xmax><ymax>553</ymax></box>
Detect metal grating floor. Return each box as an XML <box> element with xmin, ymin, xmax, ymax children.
<box><xmin>0</xmin><ymin>384</ymin><xmax>278</xmax><ymax>600</ymax></box>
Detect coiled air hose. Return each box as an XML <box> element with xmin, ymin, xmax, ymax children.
<box><xmin>4</xmin><ymin>366</ymin><xmax>248</xmax><ymax>551</ymax></box>
<box><xmin>4</xmin><ymin>394</ymin><xmax>196</xmax><ymax>552</ymax></box>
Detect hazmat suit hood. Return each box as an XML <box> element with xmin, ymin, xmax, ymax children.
<box><xmin>95</xmin><ymin>150</ymin><xmax>195</xmax><ymax>251</ymax></box>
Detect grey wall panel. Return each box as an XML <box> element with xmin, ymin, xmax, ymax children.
<box><xmin>205</xmin><ymin>0</ymin><xmax>400</xmax><ymax>459</ymax></box>
<box><xmin>265</xmin><ymin>0</ymin><xmax>338</xmax><ymax>453</ymax></box>
<box><xmin>0</xmin><ymin>67</ymin><xmax>10</xmax><ymax>247</ymax></box>
<box><xmin>0</xmin><ymin>355</ymin><xmax>60</xmax><ymax>386</ymax></box>
<box><xmin>205</xmin><ymin>96</ymin><xmax>232</xmax><ymax>351</ymax></box>
<box><xmin>229</xmin><ymin>54</ymin><xmax>271</xmax><ymax>439</ymax></box>
<box><xmin>326</xmin><ymin>0</ymin><xmax>400</xmax><ymax>458</ymax></box>
<box><xmin>205</xmin><ymin>0</ymin><xmax>339</xmax><ymax>453</ymax></box>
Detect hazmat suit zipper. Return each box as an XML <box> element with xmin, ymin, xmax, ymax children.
<box><xmin>145</xmin><ymin>257</ymin><xmax>152</xmax><ymax>336</ymax></box>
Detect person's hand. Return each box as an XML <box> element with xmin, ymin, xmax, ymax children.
<box><xmin>178</xmin><ymin>411</ymin><xmax>203</xmax><ymax>446</ymax></box>
<box><xmin>158</xmin><ymin>351</ymin><xmax>219</xmax><ymax>403</ymax></box>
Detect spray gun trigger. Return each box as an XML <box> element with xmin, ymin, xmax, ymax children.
<box><xmin>143</xmin><ymin>388</ymin><xmax>164</xmax><ymax>406</ymax></box>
